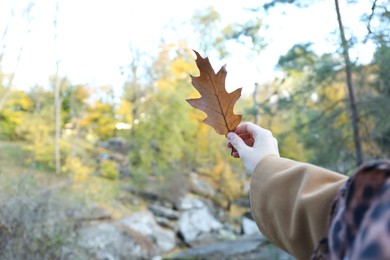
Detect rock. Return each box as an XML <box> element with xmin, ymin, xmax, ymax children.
<box><xmin>148</xmin><ymin>203</ymin><xmax>180</xmax><ymax>220</ymax></box>
<box><xmin>119</xmin><ymin>211</ymin><xmax>176</xmax><ymax>253</ymax></box>
<box><xmin>215</xmin><ymin>227</ymin><xmax>238</xmax><ymax>241</ymax></box>
<box><xmin>119</xmin><ymin>166</ymin><xmax>131</xmax><ymax>177</ymax></box>
<box><xmin>85</xmin><ymin>205</ymin><xmax>112</xmax><ymax>220</ymax></box>
<box><xmin>98</xmin><ymin>137</ymin><xmax>129</xmax><ymax>154</ymax></box>
<box><xmin>77</xmin><ymin>222</ymin><xmax>153</xmax><ymax>259</ymax></box>
<box><xmin>154</xmin><ymin>216</ymin><xmax>176</xmax><ymax>230</ymax></box>
<box><xmin>241</xmin><ymin>216</ymin><xmax>261</xmax><ymax>236</ymax></box>
<box><xmin>243</xmin><ymin>181</ymin><xmax>251</xmax><ymax>194</ymax></box>
<box><xmin>177</xmin><ymin>196</ymin><xmax>208</xmax><ymax>211</ymax></box>
<box><xmin>234</xmin><ymin>197</ymin><xmax>251</xmax><ymax>208</ymax></box>
<box><xmin>178</xmin><ymin>207</ymin><xmax>223</xmax><ymax>243</ymax></box>
<box><xmin>177</xmin><ymin>197</ymin><xmax>223</xmax><ymax>244</ymax></box>
<box><xmin>173</xmin><ymin>234</ymin><xmax>294</xmax><ymax>260</ymax></box>
<box><xmin>189</xmin><ymin>172</ymin><xmax>216</xmax><ymax>197</ymax></box>
<box><xmin>173</xmin><ymin>234</ymin><xmax>263</xmax><ymax>259</ymax></box>
<box><xmin>73</xmin><ymin>205</ymin><xmax>112</xmax><ymax>223</ymax></box>
<box><xmin>76</xmin><ymin>211</ymin><xmax>176</xmax><ymax>259</ymax></box>
<box><xmin>129</xmin><ymin>189</ymin><xmax>159</xmax><ymax>202</ymax></box>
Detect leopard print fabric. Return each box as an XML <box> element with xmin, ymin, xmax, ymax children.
<box><xmin>311</xmin><ymin>160</ymin><xmax>390</xmax><ymax>260</ymax></box>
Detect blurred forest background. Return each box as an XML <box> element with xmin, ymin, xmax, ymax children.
<box><xmin>0</xmin><ymin>0</ymin><xmax>389</xmax><ymax>259</ymax></box>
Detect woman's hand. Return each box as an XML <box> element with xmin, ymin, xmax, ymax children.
<box><xmin>227</xmin><ymin>122</ymin><xmax>280</xmax><ymax>175</ymax></box>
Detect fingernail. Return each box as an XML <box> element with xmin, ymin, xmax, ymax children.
<box><xmin>227</xmin><ymin>132</ymin><xmax>234</xmax><ymax>141</ymax></box>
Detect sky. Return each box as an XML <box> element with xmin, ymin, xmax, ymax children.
<box><xmin>0</xmin><ymin>0</ymin><xmax>378</xmax><ymax>97</ymax></box>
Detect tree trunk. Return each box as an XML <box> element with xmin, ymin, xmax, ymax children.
<box><xmin>54</xmin><ymin>0</ymin><xmax>61</xmax><ymax>174</ymax></box>
<box><xmin>334</xmin><ymin>0</ymin><xmax>364</xmax><ymax>166</ymax></box>
<box><xmin>54</xmin><ymin>75</ymin><xmax>61</xmax><ymax>174</ymax></box>
<box><xmin>252</xmin><ymin>82</ymin><xmax>260</xmax><ymax>124</ymax></box>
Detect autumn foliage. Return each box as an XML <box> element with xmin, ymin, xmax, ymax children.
<box><xmin>187</xmin><ymin>50</ymin><xmax>242</xmax><ymax>136</ymax></box>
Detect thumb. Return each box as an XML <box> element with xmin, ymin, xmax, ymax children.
<box><xmin>227</xmin><ymin>132</ymin><xmax>247</xmax><ymax>154</ymax></box>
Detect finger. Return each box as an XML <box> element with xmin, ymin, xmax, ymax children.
<box><xmin>237</xmin><ymin>137</ymin><xmax>254</xmax><ymax>147</ymax></box>
<box><xmin>244</xmin><ymin>138</ymin><xmax>254</xmax><ymax>147</ymax></box>
<box><xmin>228</xmin><ymin>134</ymin><xmax>251</xmax><ymax>147</ymax></box>
<box><xmin>230</xmin><ymin>146</ymin><xmax>237</xmax><ymax>156</ymax></box>
<box><xmin>235</xmin><ymin>122</ymin><xmax>265</xmax><ymax>140</ymax></box>
<box><xmin>234</xmin><ymin>122</ymin><xmax>252</xmax><ymax>135</ymax></box>
<box><xmin>273</xmin><ymin>137</ymin><xmax>279</xmax><ymax>152</ymax></box>
<box><xmin>232</xmin><ymin>151</ymin><xmax>240</xmax><ymax>158</ymax></box>
<box><xmin>238</xmin><ymin>132</ymin><xmax>251</xmax><ymax>140</ymax></box>
<box><xmin>227</xmin><ymin>132</ymin><xmax>248</xmax><ymax>154</ymax></box>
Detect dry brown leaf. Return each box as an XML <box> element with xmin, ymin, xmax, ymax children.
<box><xmin>187</xmin><ymin>50</ymin><xmax>242</xmax><ymax>136</ymax></box>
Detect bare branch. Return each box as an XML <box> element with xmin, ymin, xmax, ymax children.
<box><xmin>366</xmin><ymin>0</ymin><xmax>378</xmax><ymax>35</ymax></box>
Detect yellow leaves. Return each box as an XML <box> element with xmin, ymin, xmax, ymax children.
<box><xmin>79</xmin><ymin>101</ymin><xmax>116</xmax><ymax>140</ymax></box>
<box><xmin>220</xmin><ymin>163</ymin><xmax>242</xmax><ymax>202</ymax></box>
<box><xmin>278</xmin><ymin>131</ymin><xmax>307</xmax><ymax>161</ymax></box>
<box><xmin>171</xmin><ymin>58</ymin><xmax>193</xmax><ymax>79</ymax></box>
<box><xmin>155</xmin><ymin>78</ymin><xmax>175</xmax><ymax>92</ymax></box>
<box><xmin>319</xmin><ymin>82</ymin><xmax>346</xmax><ymax>101</ymax></box>
<box><xmin>0</xmin><ymin>90</ymin><xmax>33</xmax><ymax>130</ymax></box>
<box><xmin>63</xmin><ymin>156</ymin><xmax>92</xmax><ymax>182</ymax></box>
<box><xmin>74</xmin><ymin>84</ymin><xmax>90</xmax><ymax>102</ymax></box>
<box><xmin>17</xmin><ymin>92</ymin><xmax>33</xmax><ymax>110</ymax></box>
<box><xmin>100</xmin><ymin>160</ymin><xmax>119</xmax><ymax>180</ymax></box>
<box><xmin>198</xmin><ymin>152</ymin><xmax>244</xmax><ymax>208</ymax></box>
<box><xmin>116</xmin><ymin>99</ymin><xmax>133</xmax><ymax>123</ymax></box>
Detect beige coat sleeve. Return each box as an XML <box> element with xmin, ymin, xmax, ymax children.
<box><xmin>250</xmin><ymin>155</ymin><xmax>348</xmax><ymax>260</ymax></box>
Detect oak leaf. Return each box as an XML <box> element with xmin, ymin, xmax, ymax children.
<box><xmin>187</xmin><ymin>50</ymin><xmax>242</xmax><ymax>136</ymax></box>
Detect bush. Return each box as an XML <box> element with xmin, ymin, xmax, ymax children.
<box><xmin>63</xmin><ymin>156</ymin><xmax>93</xmax><ymax>181</ymax></box>
<box><xmin>0</xmin><ymin>173</ymin><xmax>80</xmax><ymax>259</ymax></box>
<box><xmin>100</xmin><ymin>159</ymin><xmax>119</xmax><ymax>180</ymax></box>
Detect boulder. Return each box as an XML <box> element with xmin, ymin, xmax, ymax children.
<box><xmin>174</xmin><ymin>234</ymin><xmax>294</xmax><ymax>260</ymax></box>
<box><xmin>177</xmin><ymin>196</ymin><xmax>210</xmax><ymax>211</ymax></box>
<box><xmin>177</xmin><ymin>197</ymin><xmax>223</xmax><ymax>244</ymax></box>
<box><xmin>241</xmin><ymin>216</ymin><xmax>261</xmax><ymax>236</ymax></box>
<box><xmin>119</xmin><ymin>211</ymin><xmax>176</xmax><ymax>253</ymax></box>
<box><xmin>148</xmin><ymin>203</ymin><xmax>180</xmax><ymax>220</ymax></box>
<box><xmin>189</xmin><ymin>172</ymin><xmax>216</xmax><ymax>197</ymax></box>
<box><xmin>76</xmin><ymin>204</ymin><xmax>112</xmax><ymax>222</ymax></box>
<box><xmin>77</xmin><ymin>222</ymin><xmax>153</xmax><ymax>259</ymax></box>
<box><xmin>76</xmin><ymin>211</ymin><xmax>176</xmax><ymax>259</ymax></box>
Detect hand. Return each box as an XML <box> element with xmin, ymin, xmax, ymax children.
<box><xmin>227</xmin><ymin>122</ymin><xmax>280</xmax><ymax>175</ymax></box>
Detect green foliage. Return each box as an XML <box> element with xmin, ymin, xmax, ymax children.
<box><xmin>20</xmin><ymin>108</ymin><xmax>56</xmax><ymax>170</ymax></box>
<box><xmin>61</xmin><ymin>83</ymin><xmax>90</xmax><ymax>124</ymax></box>
<box><xmin>128</xmin><ymin>85</ymin><xmax>198</xmax><ymax>176</ymax></box>
<box><xmin>364</xmin><ymin>37</ymin><xmax>390</xmax><ymax>157</ymax></box>
<box><xmin>128</xmin><ymin>47</ymin><xmax>198</xmax><ymax>177</ymax></box>
<box><xmin>191</xmin><ymin>7</ymin><xmax>222</xmax><ymax>56</ymax></box>
<box><xmin>0</xmin><ymin>110</ymin><xmax>18</xmax><ymax>140</ymax></box>
<box><xmin>277</xmin><ymin>43</ymin><xmax>316</xmax><ymax>73</ymax></box>
<box><xmin>70</xmin><ymin>175</ymin><xmax>120</xmax><ymax>205</ymax></box>
<box><xmin>100</xmin><ymin>159</ymin><xmax>119</xmax><ymax>180</ymax></box>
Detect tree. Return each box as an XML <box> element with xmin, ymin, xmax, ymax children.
<box><xmin>19</xmin><ymin>87</ymin><xmax>58</xmax><ymax>170</ymax></box>
<box><xmin>268</xmin><ymin>44</ymin><xmax>359</xmax><ymax>171</ymax></box>
<box><xmin>257</xmin><ymin>0</ymin><xmax>371</xmax><ymax>166</ymax></box>
<box><xmin>334</xmin><ymin>0</ymin><xmax>363</xmax><ymax>166</ymax></box>
<box><xmin>53</xmin><ymin>0</ymin><xmax>61</xmax><ymax>174</ymax></box>
<box><xmin>0</xmin><ymin>2</ymin><xmax>34</xmax><ymax>111</ymax></box>
<box><xmin>78</xmin><ymin>99</ymin><xmax>117</xmax><ymax>141</ymax></box>
<box><xmin>127</xmin><ymin>45</ymin><xmax>199</xmax><ymax>178</ymax></box>
<box><xmin>0</xmin><ymin>89</ymin><xmax>33</xmax><ymax>140</ymax></box>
